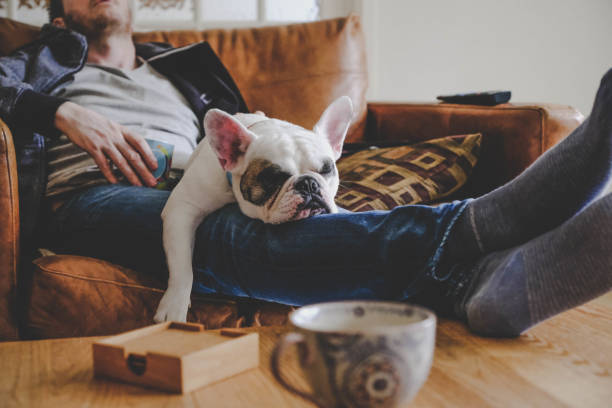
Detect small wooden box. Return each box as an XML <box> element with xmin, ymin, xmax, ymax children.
<box><xmin>92</xmin><ymin>322</ymin><xmax>259</xmax><ymax>393</ymax></box>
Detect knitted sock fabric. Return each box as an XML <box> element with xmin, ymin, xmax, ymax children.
<box><xmin>447</xmin><ymin>68</ymin><xmax>612</xmax><ymax>259</ymax></box>
<box><xmin>459</xmin><ymin>191</ymin><xmax>612</xmax><ymax>337</ymax></box>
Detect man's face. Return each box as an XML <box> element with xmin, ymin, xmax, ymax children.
<box><xmin>55</xmin><ymin>0</ymin><xmax>132</xmax><ymax>36</ymax></box>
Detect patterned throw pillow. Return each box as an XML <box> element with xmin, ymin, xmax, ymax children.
<box><xmin>335</xmin><ymin>134</ymin><xmax>482</xmax><ymax>211</ymax></box>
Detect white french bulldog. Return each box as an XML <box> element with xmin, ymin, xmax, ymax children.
<box><xmin>154</xmin><ymin>96</ymin><xmax>354</xmax><ymax>322</ymax></box>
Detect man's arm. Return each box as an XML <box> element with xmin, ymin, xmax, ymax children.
<box><xmin>0</xmin><ymin>51</ymin><xmax>158</xmax><ymax>187</ymax></box>
<box><xmin>0</xmin><ymin>50</ymin><xmax>68</xmax><ymax>137</ymax></box>
<box><xmin>55</xmin><ymin>102</ymin><xmax>159</xmax><ymax>187</ymax></box>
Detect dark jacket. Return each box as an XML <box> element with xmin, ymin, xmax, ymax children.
<box><xmin>0</xmin><ymin>24</ymin><xmax>248</xmax><ymax>261</ymax></box>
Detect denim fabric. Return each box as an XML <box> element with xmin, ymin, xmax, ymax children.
<box><xmin>42</xmin><ymin>184</ymin><xmax>469</xmax><ymax>310</ymax></box>
<box><xmin>0</xmin><ymin>24</ymin><xmax>86</xmax><ymax>126</ymax></box>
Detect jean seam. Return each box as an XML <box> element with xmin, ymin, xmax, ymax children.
<box><xmin>468</xmin><ymin>203</ymin><xmax>486</xmax><ymax>253</ymax></box>
<box><xmin>428</xmin><ymin>199</ymin><xmax>471</xmax><ymax>281</ymax></box>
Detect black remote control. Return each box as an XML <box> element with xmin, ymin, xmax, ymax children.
<box><xmin>436</xmin><ymin>90</ymin><xmax>511</xmax><ymax>106</ymax></box>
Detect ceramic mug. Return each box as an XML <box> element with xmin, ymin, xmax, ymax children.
<box><xmin>271</xmin><ymin>301</ymin><xmax>436</xmax><ymax>408</ymax></box>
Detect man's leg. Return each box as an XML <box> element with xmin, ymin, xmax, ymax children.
<box><xmin>42</xmin><ymin>184</ymin><xmax>170</xmax><ymax>277</ymax></box>
<box><xmin>43</xmin><ymin>183</ymin><xmax>469</xmax><ymax>308</ymax></box>
<box><xmin>454</xmin><ymin>191</ymin><xmax>612</xmax><ymax>337</ymax></box>
<box><xmin>190</xmin><ymin>200</ymin><xmax>466</xmax><ymax>306</ymax></box>
<box><xmin>448</xmin><ymin>68</ymin><xmax>612</xmax><ymax>258</ymax></box>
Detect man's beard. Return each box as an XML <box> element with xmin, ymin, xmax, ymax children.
<box><xmin>63</xmin><ymin>9</ymin><xmax>132</xmax><ymax>40</ymax></box>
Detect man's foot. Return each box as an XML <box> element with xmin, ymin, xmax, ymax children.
<box><xmin>456</xmin><ymin>192</ymin><xmax>612</xmax><ymax>337</ymax></box>
<box><xmin>448</xmin><ymin>68</ymin><xmax>612</xmax><ymax>259</ymax></box>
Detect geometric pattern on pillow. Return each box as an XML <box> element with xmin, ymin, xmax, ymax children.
<box><xmin>335</xmin><ymin>133</ymin><xmax>482</xmax><ymax>211</ymax></box>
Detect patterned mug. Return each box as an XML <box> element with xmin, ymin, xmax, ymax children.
<box><xmin>271</xmin><ymin>301</ymin><xmax>436</xmax><ymax>408</ymax></box>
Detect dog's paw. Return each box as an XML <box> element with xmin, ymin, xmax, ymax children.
<box><xmin>154</xmin><ymin>287</ymin><xmax>191</xmax><ymax>323</ymax></box>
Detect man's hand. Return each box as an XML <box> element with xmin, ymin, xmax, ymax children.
<box><xmin>54</xmin><ymin>101</ymin><xmax>158</xmax><ymax>187</ymax></box>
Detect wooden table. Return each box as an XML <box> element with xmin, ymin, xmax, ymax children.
<box><xmin>2</xmin><ymin>293</ymin><xmax>611</xmax><ymax>407</ymax></box>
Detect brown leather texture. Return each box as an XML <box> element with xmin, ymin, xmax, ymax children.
<box><xmin>0</xmin><ymin>17</ymin><xmax>40</xmax><ymax>56</ymax></box>
<box><xmin>366</xmin><ymin>102</ymin><xmax>584</xmax><ymax>197</ymax></box>
<box><xmin>27</xmin><ymin>255</ymin><xmax>292</xmax><ymax>339</ymax></box>
<box><xmin>133</xmin><ymin>16</ymin><xmax>368</xmax><ymax>142</ymax></box>
<box><xmin>0</xmin><ymin>119</ymin><xmax>19</xmax><ymax>341</ymax></box>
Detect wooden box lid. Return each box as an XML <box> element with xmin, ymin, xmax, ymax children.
<box><xmin>92</xmin><ymin>322</ymin><xmax>259</xmax><ymax>393</ymax></box>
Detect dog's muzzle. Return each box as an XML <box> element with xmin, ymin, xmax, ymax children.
<box><xmin>294</xmin><ymin>175</ymin><xmax>331</xmax><ymax>216</ymax></box>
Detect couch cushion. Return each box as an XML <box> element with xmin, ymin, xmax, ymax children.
<box><xmin>365</xmin><ymin>103</ymin><xmax>584</xmax><ymax>198</ymax></box>
<box><xmin>26</xmin><ymin>255</ymin><xmax>291</xmax><ymax>339</ymax></box>
<box><xmin>336</xmin><ymin>134</ymin><xmax>482</xmax><ymax>211</ymax></box>
<box><xmin>132</xmin><ymin>16</ymin><xmax>368</xmax><ymax>142</ymax></box>
<box><xmin>0</xmin><ymin>18</ymin><xmax>40</xmax><ymax>56</ymax></box>
<box><xmin>0</xmin><ymin>16</ymin><xmax>368</xmax><ymax>143</ymax></box>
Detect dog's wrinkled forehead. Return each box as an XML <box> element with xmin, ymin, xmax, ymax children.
<box><xmin>244</xmin><ymin>118</ymin><xmax>334</xmax><ymax>168</ymax></box>
<box><xmin>245</xmin><ymin>118</ymin><xmax>306</xmax><ymax>139</ymax></box>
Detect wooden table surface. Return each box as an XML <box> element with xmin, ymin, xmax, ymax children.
<box><xmin>2</xmin><ymin>293</ymin><xmax>611</xmax><ymax>407</ymax></box>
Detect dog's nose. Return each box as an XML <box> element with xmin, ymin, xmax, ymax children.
<box><xmin>295</xmin><ymin>175</ymin><xmax>321</xmax><ymax>195</ymax></box>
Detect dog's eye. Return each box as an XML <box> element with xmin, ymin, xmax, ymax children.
<box><xmin>319</xmin><ymin>160</ymin><xmax>335</xmax><ymax>176</ymax></box>
<box><xmin>259</xmin><ymin>166</ymin><xmax>291</xmax><ymax>187</ymax></box>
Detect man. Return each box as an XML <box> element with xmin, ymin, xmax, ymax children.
<box><xmin>1</xmin><ymin>0</ymin><xmax>610</xmax><ymax>337</ymax></box>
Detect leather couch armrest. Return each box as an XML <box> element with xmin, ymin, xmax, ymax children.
<box><xmin>0</xmin><ymin>118</ymin><xmax>20</xmax><ymax>340</ymax></box>
<box><xmin>364</xmin><ymin>102</ymin><xmax>584</xmax><ymax>196</ymax></box>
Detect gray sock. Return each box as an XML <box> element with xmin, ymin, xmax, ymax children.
<box><xmin>448</xmin><ymin>68</ymin><xmax>612</xmax><ymax>258</ymax></box>
<box><xmin>458</xmin><ymin>192</ymin><xmax>612</xmax><ymax>337</ymax></box>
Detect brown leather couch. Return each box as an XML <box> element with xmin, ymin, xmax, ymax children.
<box><xmin>0</xmin><ymin>16</ymin><xmax>583</xmax><ymax>341</ymax></box>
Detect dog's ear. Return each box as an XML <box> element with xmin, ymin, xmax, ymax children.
<box><xmin>204</xmin><ymin>109</ymin><xmax>254</xmax><ymax>171</ymax></box>
<box><xmin>314</xmin><ymin>96</ymin><xmax>354</xmax><ymax>160</ymax></box>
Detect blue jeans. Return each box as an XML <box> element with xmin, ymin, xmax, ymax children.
<box><xmin>42</xmin><ymin>183</ymin><xmax>469</xmax><ymax>312</ymax></box>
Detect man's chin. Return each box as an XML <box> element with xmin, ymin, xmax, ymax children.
<box><xmin>63</xmin><ymin>11</ymin><xmax>131</xmax><ymax>37</ymax></box>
